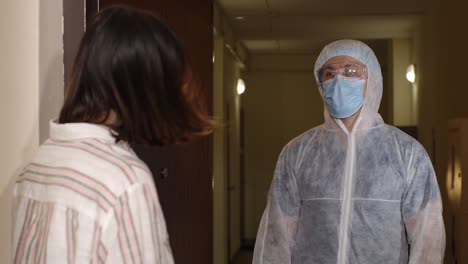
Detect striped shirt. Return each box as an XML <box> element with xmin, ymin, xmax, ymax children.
<box><xmin>12</xmin><ymin>121</ymin><xmax>174</xmax><ymax>264</ymax></box>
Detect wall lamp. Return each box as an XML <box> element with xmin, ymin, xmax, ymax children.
<box><xmin>406</xmin><ymin>64</ymin><xmax>416</xmax><ymax>83</ymax></box>
<box><xmin>237</xmin><ymin>78</ymin><xmax>245</xmax><ymax>95</ymax></box>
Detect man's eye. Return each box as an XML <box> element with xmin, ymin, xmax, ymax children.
<box><xmin>325</xmin><ymin>71</ymin><xmax>335</xmax><ymax>77</ymax></box>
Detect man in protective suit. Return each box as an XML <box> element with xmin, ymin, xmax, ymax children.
<box><xmin>253</xmin><ymin>39</ymin><xmax>445</xmax><ymax>264</ymax></box>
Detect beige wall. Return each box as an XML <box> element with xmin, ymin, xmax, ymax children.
<box><xmin>213</xmin><ymin>3</ymin><xmax>247</xmax><ymax>262</ymax></box>
<box><xmin>243</xmin><ymin>54</ymin><xmax>324</xmax><ymax>239</ymax></box>
<box><xmin>223</xmin><ymin>49</ymin><xmax>242</xmax><ymax>259</ymax></box>
<box><xmin>391</xmin><ymin>39</ymin><xmax>415</xmax><ymax>126</ymax></box>
<box><xmin>0</xmin><ymin>1</ymin><xmax>63</xmax><ymax>259</ymax></box>
<box><xmin>212</xmin><ymin>34</ymin><xmax>244</xmax><ymax>264</ymax></box>
<box><xmin>212</xmin><ymin>43</ymin><xmax>243</xmax><ymax>263</ymax></box>
<box><xmin>364</xmin><ymin>40</ymin><xmax>392</xmax><ymax>123</ymax></box>
<box><xmin>416</xmin><ymin>0</ymin><xmax>468</xmax><ymax>262</ymax></box>
<box><xmin>0</xmin><ymin>0</ymin><xmax>40</xmax><ymax>260</ymax></box>
<box><xmin>39</xmin><ymin>0</ymin><xmax>64</xmax><ymax>143</ymax></box>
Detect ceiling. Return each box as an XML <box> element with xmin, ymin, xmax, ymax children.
<box><xmin>217</xmin><ymin>0</ymin><xmax>424</xmax><ymax>54</ymax></box>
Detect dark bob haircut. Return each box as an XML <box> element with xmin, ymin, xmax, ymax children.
<box><xmin>59</xmin><ymin>6</ymin><xmax>213</xmax><ymax>145</ymax></box>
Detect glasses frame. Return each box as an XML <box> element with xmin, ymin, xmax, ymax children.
<box><xmin>319</xmin><ymin>61</ymin><xmax>368</xmax><ymax>82</ymax></box>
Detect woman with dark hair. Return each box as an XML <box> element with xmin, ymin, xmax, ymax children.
<box><xmin>12</xmin><ymin>6</ymin><xmax>211</xmax><ymax>263</ymax></box>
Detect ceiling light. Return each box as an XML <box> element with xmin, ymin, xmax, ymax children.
<box><xmin>235</xmin><ymin>16</ymin><xmax>245</xmax><ymax>20</ymax></box>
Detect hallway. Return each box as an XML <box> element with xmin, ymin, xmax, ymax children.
<box><xmin>213</xmin><ymin>0</ymin><xmax>468</xmax><ymax>263</ymax></box>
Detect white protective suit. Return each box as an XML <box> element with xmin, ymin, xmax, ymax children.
<box><xmin>253</xmin><ymin>40</ymin><xmax>445</xmax><ymax>264</ymax></box>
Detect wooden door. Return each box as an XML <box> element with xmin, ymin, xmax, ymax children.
<box><xmin>64</xmin><ymin>1</ymin><xmax>214</xmax><ymax>263</ymax></box>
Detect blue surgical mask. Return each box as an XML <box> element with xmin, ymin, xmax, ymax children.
<box><xmin>322</xmin><ymin>75</ymin><xmax>365</xmax><ymax>118</ymax></box>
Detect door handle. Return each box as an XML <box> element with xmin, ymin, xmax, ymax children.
<box><xmin>159</xmin><ymin>168</ymin><xmax>169</xmax><ymax>179</ymax></box>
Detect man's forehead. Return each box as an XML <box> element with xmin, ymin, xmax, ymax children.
<box><xmin>322</xmin><ymin>55</ymin><xmax>362</xmax><ymax>68</ymax></box>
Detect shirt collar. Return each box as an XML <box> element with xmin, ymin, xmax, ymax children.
<box><xmin>49</xmin><ymin>120</ymin><xmax>117</xmax><ymax>142</ymax></box>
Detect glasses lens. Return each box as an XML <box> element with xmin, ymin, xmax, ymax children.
<box><xmin>321</xmin><ymin>62</ymin><xmax>366</xmax><ymax>81</ymax></box>
<box><xmin>343</xmin><ymin>65</ymin><xmax>363</xmax><ymax>78</ymax></box>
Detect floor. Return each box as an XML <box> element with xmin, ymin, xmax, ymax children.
<box><xmin>231</xmin><ymin>249</ymin><xmax>253</xmax><ymax>264</ymax></box>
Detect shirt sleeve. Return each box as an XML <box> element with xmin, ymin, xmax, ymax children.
<box><xmin>12</xmin><ymin>196</ymin><xmax>100</xmax><ymax>264</ymax></box>
<box><xmin>253</xmin><ymin>145</ymin><xmax>300</xmax><ymax>264</ymax></box>
<box><xmin>104</xmin><ymin>183</ymin><xmax>174</xmax><ymax>264</ymax></box>
<box><xmin>402</xmin><ymin>143</ymin><xmax>446</xmax><ymax>264</ymax></box>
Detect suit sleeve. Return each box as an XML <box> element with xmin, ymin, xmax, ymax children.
<box><xmin>402</xmin><ymin>143</ymin><xmax>446</xmax><ymax>264</ymax></box>
<box><xmin>253</xmin><ymin>145</ymin><xmax>301</xmax><ymax>264</ymax></box>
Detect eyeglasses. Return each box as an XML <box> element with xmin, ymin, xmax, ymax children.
<box><xmin>320</xmin><ymin>62</ymin><xmax>367</xmax><ymax>82</ymax></box>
